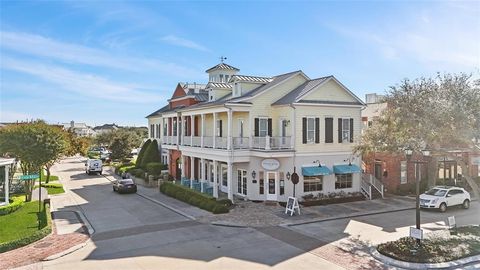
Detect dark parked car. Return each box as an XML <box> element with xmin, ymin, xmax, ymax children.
<box><xmin>113</xmin><ymin>179</ymin><xmax>137</xmax><ymax>194</ymax></box>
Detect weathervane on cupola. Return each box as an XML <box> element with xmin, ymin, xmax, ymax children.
<box><xmin>219</xmin><ymin>56</ymin><xmax>227</xmax><ymax>63</ymax></box>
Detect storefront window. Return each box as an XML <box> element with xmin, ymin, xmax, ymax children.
<box><xmin>259</xmin><ymin>171</ymin><xmax>264</xmax><ymax>194</ymax></box>
<box><xmin>304</xmin><ymin>175</ymin><xmax>323</xmax><ymax>192</ymax></box>
<box><xmin>335</xmin><ymin>174</ymin><xmax>352</xmax><ymax>189</ymax></box>
<box><xmin>279</xmin><ymin>172</ymin><xmax>285</xmax><ymax>195</ymax></box>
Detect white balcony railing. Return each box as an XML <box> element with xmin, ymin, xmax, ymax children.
<box><xmin>162</xmin><ymin>136</ymin><xmax>177</xmax><ymax>145</ymax></box>
<box><xmin>183</xmin><ymin>137</ymin><xmax>192</xmax><ymax>146</ymax></box>
<box><xmin>192</xmin><ymin>136</ymin><xmax>201</xmax><ymax>147</ymax></box>
<box><xmin>233</xmin><ymin>137</ymin><xmax>249</xmax><ymax>149</ymax></box>
<box><xmin>270</xmin><ymin>136</ymin><xmax>291</xmax><ymax>149</ymax></box>
<box><xmin>252</xmin><ymin>136</ymin><xmax>267</xmax><ymax>149</ymax></box>
<box><xmin>203</xmin><ymin>136</ymin><xmax>213</xmax><ymax>148</ymax></box>
<box><xmin>215</xmin><ymin>137</ymin><xmax>227</xmax><ymax>149</ymax></box>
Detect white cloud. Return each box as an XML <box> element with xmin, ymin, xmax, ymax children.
<box><xmin>327</xmin><ymin>3</ymin><xmax>480</xmax><ymax>70</ymax></box>
<box><xmin>0</xmin><ymin>31</ymin><xmax>202</xmax><ymax>77</ymax></box>
<box><xmin>161</xmin><ymin>35</ymin><xmax>210</xmax><ymax>52</ymax></box>
<box><xmin>1</xmin><ymin>57</ymin><xmax>166</xmax><ymax>104</ymax></box>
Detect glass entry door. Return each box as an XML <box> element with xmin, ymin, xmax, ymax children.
<box><xmin>266</xmin><ymin>172</ymin><xmax>277</xmax><ymax>201</ymax></box>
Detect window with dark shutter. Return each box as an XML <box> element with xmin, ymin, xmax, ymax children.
<box><xmin>268</xmin><ymin>118</ymin><xmax>272</xmax><ymax>137</ymax></box>
<box><xmin>219</xmin><ymin>120</ymin><xmax>223</xmax><ymax>137</ymax></box>
<box><xmin>302</xmin><ymin>117</ymin><xmax>307</xmax><ymax>144</ymax></box>
<box><xmin>325</xmin><ymin>118</ymin><xmax>333</xmax><ymax>143</ymax></box>
<box><xmin>315</xmin><ymin>118</ymin><xmax>320</xmax><ymax>143</ymax></box>
<box><xmin>254</xmin><ymin>118</ymin><xmax>259</xmax><ymax>137</ymax></box>
<box><xmin>338</xmin><ymin>118</ymin><xmax>343</xmax><ymax>143</ymax></box>
<box><xmin>349</xmin><ymin>118</ymin><xmax>354</xmax><ymax>143</ymax></box>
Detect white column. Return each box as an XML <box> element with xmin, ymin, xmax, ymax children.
<box><xmin>176</xmin><ymin>116</ymin><xmax>180</xmax><ymax>145</ymax></box>
<box><xmin>265</xmin><ymin>135</ymin><xmax>271</xmax><ymax>150</ymax></box>
<box><xmin>213</xmin><ymin>161</ymin><xmax>219</xmax><ymax>198</ymax></box>
<box><xmin>213</xmin><ymin>113</ymin><xmax>217</xmax><ymax>149</ymax></box>
<box><xmin>200</xmin><ymin>158</ymin><xmax>205</xmax><ymax>192</ymax></box>
<box><xmin>227</xmin><ymin>161</ymin><xmax>233</xmax><ymax>201</ymax></box>
<box><xmin>4</xmin><ymin>165</ymin><xmax>9</xmax><ymax>205</ymax></box>
<box><xmin>291</xmin><ymin>107</ymin><xmax>296</xmax><ymax>149</ymax></box>
<box><xmin>181</xmin><ymin>155</ymin><xmax>186</xmax><ymax>178</ymax></box>
<box><xmin>191</xmin><ymin>115</ymin><xmax>194</xmax><ymax>145</ymax></box>
<box><xmin>227</xmin><ymin>110</ymin><xmax>232</xmax><ymax>150</ymax></box>
<box><xmin>181</xmin><ymin>115</ymin><xmax>185</xmax><ymax>145</ymax></box>
<box><xmin>201</xmin><ymin>114</ymin><xmax>205</xmax><ymax>148</ymax></box>
<box><xmin>190</xmin><ymin>156</ymin><xmax>194</xmax><ymax>188</ymax></box>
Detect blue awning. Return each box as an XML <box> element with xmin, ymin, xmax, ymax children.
<box><xmin>302</xmin><ymin>166</ymin><xmax>332</xmax><ymax>176</ymax></box>
<box><xmin>333</xmin><ymin>164</ymin><xmax>361</xmax><ymax>174</ymax></box>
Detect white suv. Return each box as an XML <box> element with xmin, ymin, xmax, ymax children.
<box><xmin>420</xmin><ymin>186</ymin><xmax>471</xmax><ymax>212</ymax></box>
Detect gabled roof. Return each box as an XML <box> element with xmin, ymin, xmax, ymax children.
<box><xmin>228</xmin><ymin>70</ymin><xmax>306</xmax><ymax>102</ymax></box>
<box><xmin>272</xmin><ymin>76</ymin><xmax>331</xmax><ymax>105</ymax></box>
<box><xmin>229</xmin><ymin>75</ymin><xmax>272</xmax><ymax>84</ymax></box>
<box><xmin>205</xmin><ymin>63</ymin><xmax>239</xmax><ymax>73</ymax></box>
<box><xmin>93</xmin><ymin>124</ymin><xmax>119</xmax><ymax>130</ymax></box>
<box><xmin>272</xmin><ymin>76</ymin><xmax>365</xmax><ymax>106</ymax></box>
<box><xmin>145</xmin><ymin>104</ymin><xmax>170</xmax><ymax>118</ymax></box>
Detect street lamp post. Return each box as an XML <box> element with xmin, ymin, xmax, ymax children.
<box><xmin>405</xmin><ymin>148</ymin><xmax>430</xmax><ymax>245</ymax></box>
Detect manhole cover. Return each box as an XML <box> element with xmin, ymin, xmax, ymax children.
<box><xmin>34</xmin><ymin>241</ymin><xmax>52</xmax><ymax>248</ymax></box>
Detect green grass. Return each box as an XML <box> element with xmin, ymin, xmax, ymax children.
<box><xmin>35</xmin><ymin>183</ymin><xmax>65</xmax><ymax>195</ymax></box>
<box><xmin>40</xmin><ymin>170</ymin><xmax>59</xmax><ymax>182</ymax></box>
<box><xmin>0</xmin><ymin>200</ymin><xmax>49</xmax><ymax>244</ymax></box>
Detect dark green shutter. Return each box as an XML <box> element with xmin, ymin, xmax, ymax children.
<box><xmin>315</xmin><ymin>118</ymin><xmax>320</xmax><ymax>143</ymax></box>
<box><xmin>325</xmin><ymin>118</ymin><xmax>333</xmax><ymax>143</ymax></box>
<box><xmin>338</xmin><ymin>118</ymin><xmax>343</xmax><ymax>143</ymax></box>
<box><xmin>268</xmin><ymin>118</ymin><xmax>272</xmax><ymax>137</ymax></box>
<box><xmin>349</xmin><ymin>118</ymin><xmax>354</xmax><ymax>143</ymax></box>
<box><xmin>219</xmin><ymin>120</ymin><xmax>223</xmax><ymax>137</ymax></box>
<box><xmin>254</xmin><ymin>118</ymin><xmax>259</xmax><ymax>137</ymax></box>
<box><xmin>302</xmin><ymin>117</ymin><xmax>307</xmax><ymax>144</ymax></box>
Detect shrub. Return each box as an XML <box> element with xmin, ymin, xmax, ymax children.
<box><xmin>140</xmin><ymin>140</ymin><xmax>161</xmax><ymax>168</ymax></box>
<box><xmin>136</xmin><ymin>139</ymin><xmax>151</xmax><ymax>168</ymax></box>
<box><xmin>0</xmin><ymin>196</ymin><xmax>25</xmax><ymax>216</ymax></box>
<box><xmin>160</xmin><ymin>182</ymin><xmax>230</xmax><ymax>214</ymax></box>
<box><xmin>130</xmin><ymin>168</ymin><xmax>145</xmax><ymax>178</ymax></box>
<box><xmin>146</xmin><ymin>162</ymin><xmax>166</xmax><ymax>176</ymax></box>
<box><xmin>115</xmin><ymin>163</ymin><xmax>135</xmax><ymax>175</ymax></box>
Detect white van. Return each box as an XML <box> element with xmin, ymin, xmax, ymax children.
<box><xmin>85</xmin><ymin>159</ymin><xmax>103</xmax><ymax>175</ymax></box>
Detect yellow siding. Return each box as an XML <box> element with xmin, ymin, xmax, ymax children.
<box><xmin>301</xmin><ymin>79</ymin><xmax>357</xmax><ymax>102</ymax></box>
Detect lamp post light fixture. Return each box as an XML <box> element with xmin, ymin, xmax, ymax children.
<box><xmin>286</xmin><ymin>171</ymin><xmax>291</xmax><ymax>181</ymax></box>
<box><xmin>251</xmin><ymin>170</ymin><xmax>256</xmax><ymax>180</ymax></box>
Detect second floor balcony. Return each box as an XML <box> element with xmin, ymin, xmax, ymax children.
<box><xmin>162</xmin><ymin>135</ymin><xmax>292</xmax><ymax>151</ymax></box>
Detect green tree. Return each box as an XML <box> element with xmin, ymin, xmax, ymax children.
<box><xmin>140</xmin><ymin>140</ymin><xmax>161</xmax><ymax>168</ymax></box>
<box><xmin>356</xmin><ymin>73</ymin><xmax>480</xmax><ymax>194</ymax></box>
<box><xmin>136</xmin><ymin>139</ymin><xmax>151</xmax><ymax>168</ymax></box>
<box><xmin>0</xmin><ymin>121</ymin><xmax>68</xmax><ymax>200</ymax></box>
<box><xmin>109</xmin><ymin>129</ymin><xmax>142</xmax><ymax>161</ymax></box>
<box><xmin>65</xmin><ymin>130</ymin><xmax>91</xmax><ymax>157</ymax></box>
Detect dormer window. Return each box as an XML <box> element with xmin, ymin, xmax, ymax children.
<box><xmin>234</xmin><ymin>83</ymin><xmax>242</xmax><ymax>97</ymax></box>
<box><xmin>225</xmin><ymin>75</ymin><xmax>229</xmax><ymax>82</ymax></box>
<box><xmin>219</xmin><ymin>74</ymin><xmax>224</xmax><ymax>82</ymax></box>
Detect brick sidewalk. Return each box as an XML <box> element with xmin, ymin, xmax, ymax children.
<box><xmin>0</xmin><ymin>218</ymin><xmax>89</xmax><ymax>270</ymax></box>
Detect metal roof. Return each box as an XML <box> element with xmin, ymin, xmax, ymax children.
<box><xmin>230</xmin><ymin>75</ymin><xmax>272</xmax><ymax>83</ymax></box>
<box><xmin>206</xmin><ymin>82</ymin><xmax>232</xmax><ymax>89</ymax></box>
<box><xmin>271</xmin><ymin>76</ymin><xmax>331</xmax><ymax>106</ymax></box>
<box><xmin>145</xmin><ymin>104</ymin><xmax>169</xmax><ymax>118</ymax></box>
<box><xmin>205</xmin><ymin>63</ymin><xmax>240</xmax><ymax>73</ymax></box>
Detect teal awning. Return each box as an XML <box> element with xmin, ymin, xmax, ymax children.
<box><xmin>302</xmin><ymin>166</ymin><xmax>332</xmax><ymax>176</ymax></box>
<box><xmin>333</xmin><ymin>164</ymin><xmax>361</xmax><ymax>174</ymax></box>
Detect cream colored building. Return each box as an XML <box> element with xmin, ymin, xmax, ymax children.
<box><xmin>147</xmin><ymin>63</ymin><xmax>370</xmax><ymax>202</ymax></box>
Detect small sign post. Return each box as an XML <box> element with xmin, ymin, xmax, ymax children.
<box><xmin>447</xmin><ymin>216</ymin><xmax>456</xmax><ymax>234</ymax></box>
<box><xmin>409</xmin><ymin>227</ymin><xmax>423</xmax><ymax>240</ymax></box>
<box><xmin>285</xmin><ymin>196</ymin><xmax>300</xmax><ymax>216</ymax></box>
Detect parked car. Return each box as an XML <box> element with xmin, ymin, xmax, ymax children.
<box><xmin>420</xmin><ymin>186</ymin><xmax>471</xmax><ymax>212</ymax></box>
<box><xmin>113</xmin><ymin>179</ymin><xmax>137</xmax><ymax>194</ymax></box>
<box><xmin>85</xmin><ymin>159</ymin><xmax>102</xmax><ymax>175</ymax></box>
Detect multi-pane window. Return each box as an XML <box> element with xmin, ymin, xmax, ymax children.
<box><xmin>222</xmin><ymin>165</ymin><xmax>227</xmax><ymax>186</ymax></box>
<box><xmin>237</xmin><ymin>169</ymin><xmax>247</xmax><ymax>195</ymax></box>
<box><xmin>216</xmin><ymin>120</ymin><xmax>222</xmax><ymax>137</ymax></box>
<box><xmin>342</xmin><ymin>118</ymin><xmax>350</xmax><ymax>142</ymax></box>
<box><xmin>172</xmin><ymin>120</ymin><xmax>177</xmax><ymax>136</ymax></box>
<box><xmin>307</xmin><ymin>118</ymin><xmax>315</xmax><ymax>143</ymax></box>
<box><xmin>163</xmin><ymin>121</ymin><xmax>167</xmax><ymax>136</ymax></box>
<box><xmin>150</xmin><ymin>124</ymin><xmax>154</xmax><ymax>138</ymax></box>
<box><xmin>335</xmin><ymin>174</ymin><xmax>353</xmax><ymax>189</ymax></box>
<box><xmin>259</xmin><ymin>171</ymin><xmax>264</xmax><ymax>194</ymax></box>
<box><xmin>259</xmin><ymin>118</ymin><xmax>268</xmax><ymax>137</ymax></box>
<box><xmin>304</xmin><ymin>176</ymin><xmax>323</xmax><ymax>192</ymax></box>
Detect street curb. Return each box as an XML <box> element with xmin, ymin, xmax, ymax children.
<box><xmin>370</xmin><ymin>247</ymin><xmax>480</xmax><ymax>269</ymax></box>
<box><xmin>42</xmin><ymin>239</ymin><xmax>92</xmax><ymax>261</ymax></box>
<box><xmin>136</xmin><ymin>192</ymin><xmax>196</xmax><ymax>221</ymax></box>
<box><xmin>283</xmin><ymin>206</ymin><xmax>416</xmax><ymax>227</ymax></box>
<box><xmin>210</xmin><ymin>221</ymin><xmax>248</xmax><ymax>228</ymax></box>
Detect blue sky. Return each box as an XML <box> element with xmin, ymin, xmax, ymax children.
<box><xmin>1</xmin><ymin>1</ymin><xmax>479</xmax><ymax>127</ymax></box>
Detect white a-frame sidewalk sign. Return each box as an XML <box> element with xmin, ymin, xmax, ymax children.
<box><xmin>285</xmin><ymin>196</ymin><xmax>300</xmax><ymax>216</ymax></box>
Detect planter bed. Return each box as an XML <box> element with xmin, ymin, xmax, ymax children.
<box><xmin>377</xmin><ymin>225</ymin><xmax>480</xmax><ymax>263</ymax></box>
<box><xmin>0</xmin><ymin>196</ymin><xmax>25</xmax><ymax>216</ymax></box>
<box><xmin>300</xmin><ymin>195</ymin><xmax>365</xmax><ymax>207</ymax></box>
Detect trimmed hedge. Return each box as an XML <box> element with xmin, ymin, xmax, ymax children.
<box><xmin>136</xmin><ymin>139</ymin><xmax>151</xmax><ymax>168</ymax></box>
<box><xmin>140</xmin><ymin>140</ymin><xmax>161</xmax><ymax>168</ymax></box>
<box><xmin>115</xmin><ymin>163</ymin><xmax>136</xmax><ymax>175</ymax></box>
<box><xmin>160</xmin><ymin>182</ymin><xmax>229</xmax><ymax>214</ymax></box>
<box><xmin>0</xmin><ymin>204</ymin><xmax>52</xmax><ymax>253</ymax></box>
<box><xmin>146</xmin><ymin>162</ymin><xmax>166</xmax><ymax>176</ymax></box>
<box><xmin>130</xmin><ymin>168</ymin><xmax>145</xmax><ymax>178</ymax></box>
<box><xmin>0</xmin><ymin>196</ymin><xmax>25</xmax><ymax>216</ymax></box>
<box><xmin>36</xmin><ymin>183</ymin><xmax>65</xmax><ymax>195</ymax></box>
